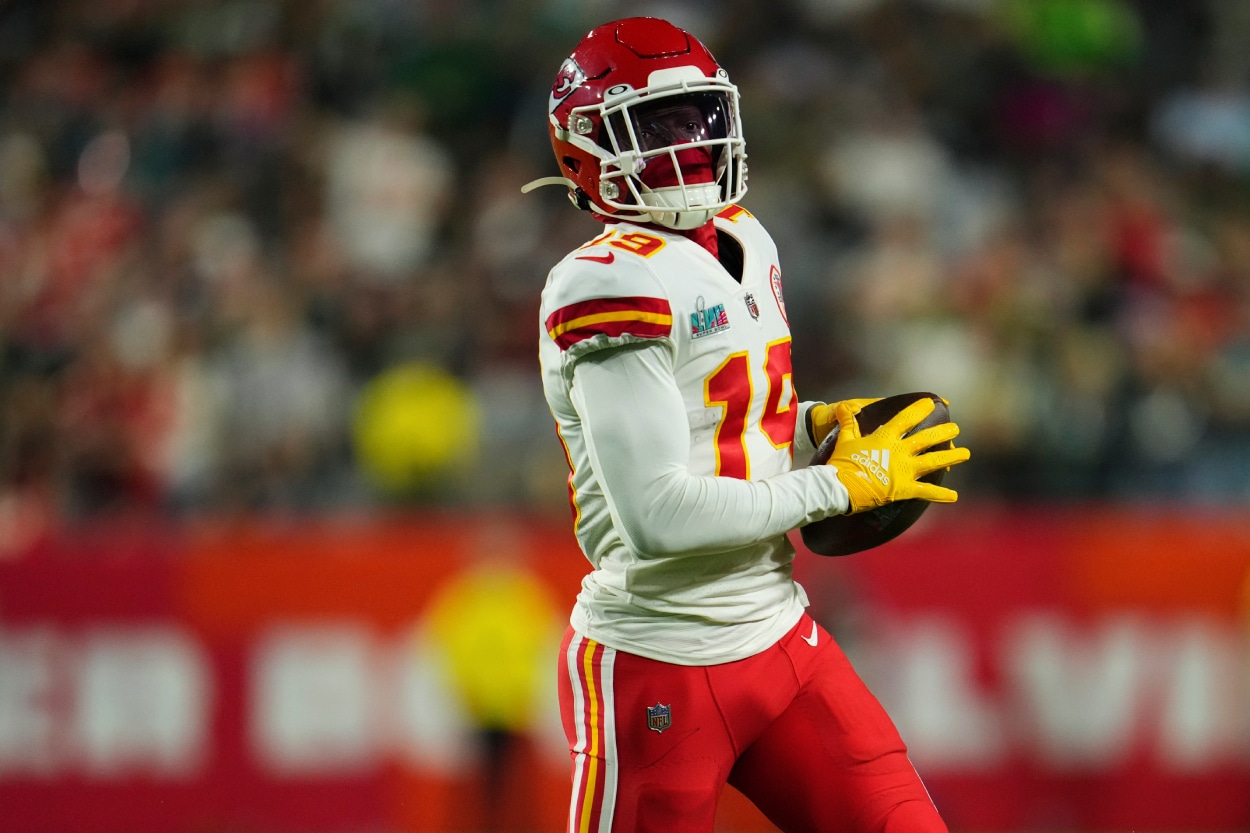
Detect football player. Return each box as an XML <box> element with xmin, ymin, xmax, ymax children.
<box><xmin>526</xmin><ymin>17</ymin><xmax>970</xmax><ymax>833</ymax></box>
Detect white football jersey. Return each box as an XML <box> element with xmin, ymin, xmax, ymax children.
<box><xmin>539</xmin><ymin>207</ymin><xmax>849</xmax><ymax>665</ymax></box>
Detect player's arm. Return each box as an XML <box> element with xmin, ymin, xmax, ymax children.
<box><xmin>570</xmin><ymin>342</ymin><xmax>850</xmax><ymax>558</ymax></box>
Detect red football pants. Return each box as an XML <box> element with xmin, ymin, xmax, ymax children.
<box><xmin>558</xmin><ymin>613</ymin><xmax>946</xmax><ymax>833</ymax></box>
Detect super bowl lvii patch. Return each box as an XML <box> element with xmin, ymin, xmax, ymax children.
<box><xmin>690</xmin><ymin>297</ymin><xmax>730</xmax><ymax>339</ymax></box>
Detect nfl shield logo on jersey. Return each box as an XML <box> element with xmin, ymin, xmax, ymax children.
<box><xmin>646</xmin><ymin>703</ymin><xmax>672</xmax><ymax>733</ymax></box>
<box><xmin>744</xmin><ymin>292</ymin><xmax>760</xmax><ymax>320</ymax></box>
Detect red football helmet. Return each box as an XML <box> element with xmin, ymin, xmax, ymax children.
<box><xmin>523</xmin><ymin>17</ymin><xmax>748</xmax><ymax>230</ymax></box>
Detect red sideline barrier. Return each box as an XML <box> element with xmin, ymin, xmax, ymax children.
<box><xmin>1</xmin><ymin>505</ymin><xmax>1249</xmax><ymax>832</ymax></box>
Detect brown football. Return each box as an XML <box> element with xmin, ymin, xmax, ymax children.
<box><xmin>801</xmin><ymin>392</ymin><xmax>952</xmax><ymax>557</ymax></box>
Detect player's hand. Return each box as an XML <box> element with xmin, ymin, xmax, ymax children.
<box><xmin>809</xmin><ymin>398</ymin><xmax>881</xmax><ymax>446</ymax></box>
<box><xmin>826</xmin><ymin>398</ymin><xmax>970</xmax><ymax>514</ymax></box>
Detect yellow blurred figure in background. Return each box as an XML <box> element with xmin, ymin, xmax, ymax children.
<box><xmin>427</xmin><ymin>561</ymin><xmax>558</xmax><ymax>732</ymax></box>
<box><xmin>426</xmin><ymin>559</ymin><xmax>562</xmax><ymax>831</ymax></box>
<box><xmin>352</xmin><ymin>362</ymin><xmax>481</xmax><ymax>496</ymax></box>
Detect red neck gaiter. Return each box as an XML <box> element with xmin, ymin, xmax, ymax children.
<box><xmin>595</xmin><ymin>145</ymin><xmax>720</xmax><ymax>258</ymax></box>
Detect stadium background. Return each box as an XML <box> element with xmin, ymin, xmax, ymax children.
<box><xmin>1</xmin><ymin>0</ymin><xmax>1249</xmax><ymax>831</ymax></box>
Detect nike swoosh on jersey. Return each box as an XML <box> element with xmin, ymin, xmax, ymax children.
<box><xmin>801</xmin><ymin>621</ymin><xmax>818</xmax><ymax>647</ymax></box>
<box><xmin>546</xmin><ymin>296</ymin><xmax>673</xmax><ymax>350</ymax></box>
<box><xmin>575</xmin><ymin>251</ymin><xmax>615</xmax><ymax>264</ymax></box>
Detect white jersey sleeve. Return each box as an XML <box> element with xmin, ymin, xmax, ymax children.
<box><xmin>538</xmin><ymin>212</ymin><xmax>850</xmax><ymax>665</ymax></box>
<box><xmin>792</xmin><ymin>400</ymin><xmax>823</xmax><ymax>464</ymax></box>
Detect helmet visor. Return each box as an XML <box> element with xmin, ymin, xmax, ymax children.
<box><xmin>629</xmin><ymin>94</ymin><xmax>729</xmax><ymax>150</ymax></box>
<box><xmin>603</xmin><ymin>92</ymin><xmax>732</xmax><ymax>157</ymax></box>
<box><xmin>602</xmin><ymin>91</ymin><xmax>738</xmax><ymax>196</ymax></box>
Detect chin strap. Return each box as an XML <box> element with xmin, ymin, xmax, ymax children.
<box><xmin>520</xmin><ymin>176</ymin><xmax>577</xmax><ymax>194</ymax></box>
<box><xmin>521</xmin><ymin>174</ymin><xmax>706</xmax><ymax>228</ymax></box>
<box><xmin>520</xmin><ymin>176</ymin><xmax>607</xmax><ymax>215</ymax></box>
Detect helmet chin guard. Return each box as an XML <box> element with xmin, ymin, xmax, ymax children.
<box><xmin>528</xmin><ymin>17</ymin><xmax>748</xmax><ymax>229</ymax></box>
<box><xmin>638</xmin><ymin>182</ymin><xmax>722</xmax><ymax>229</ymax></box>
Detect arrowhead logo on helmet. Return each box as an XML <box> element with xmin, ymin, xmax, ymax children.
<box><xmin>548</xmin><ymin>57</ymin><xmax>587</xmax><ymax>114</ymax></box>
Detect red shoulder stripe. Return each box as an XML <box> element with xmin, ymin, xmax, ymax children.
<box><xmin>545</xmin><ymin>296</ymin><xmax>673</xmax><ymax>351</ymax></box>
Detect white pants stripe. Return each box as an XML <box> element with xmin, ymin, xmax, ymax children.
<box><xmin>565</xmin><ymin>632</ymin><xmax>618</xmax><ymax>833</ymax></box>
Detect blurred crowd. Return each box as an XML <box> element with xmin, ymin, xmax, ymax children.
<box><xmin>1</xmin><ymin>0</ymin><xmax>1248</xmax><ymax>534</ymax></box>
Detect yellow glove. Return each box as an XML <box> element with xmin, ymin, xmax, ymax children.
<box><xmin>809</xmin><ymin>398</ymin><xmax>881</xmax><ymax>446</ymax></box>
<box><xmin>826</xmin><ymin>398</ymin><xmax>970</xmax><ymax>514</ymax></box>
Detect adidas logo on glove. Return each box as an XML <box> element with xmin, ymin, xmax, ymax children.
<box><xmin>851</xmin><ymin>449</ymin><xmax>891</xmax><ymax>486</ymax></box>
